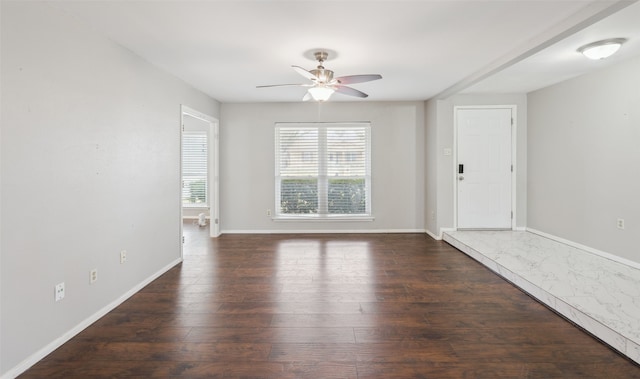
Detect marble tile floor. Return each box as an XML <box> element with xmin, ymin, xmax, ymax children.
<box><xmin>443</xmin><ymin>230</ymin><xmax>640</xmax><ymax>365</ymax></box>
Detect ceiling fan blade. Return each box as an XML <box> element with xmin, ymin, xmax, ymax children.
<box><xmin>302</xmin><ymin>92</ymin><xmax>312</xmax><ymax>101</ymax></box>
<box><xmin>292</xmin><ymin>65</ymin><xmax>318</xmax><ymax>81</ymax></box>
<box><xmin>335</xmin><ymin>85</ymin><xmax>368</xmax><ymax>98</ymax></box>
<box><xmin>256</xmin><ymin>83</ymin><xmax>311</xmax><ymax>88</ymax></box>
<box><xmin>334</xmin><ymin>74</ymin><xmax>382</xmax><ymax>85</ymax></box>
<box><xmin>334</xmin><ymin>74</ymin><xmax>382</xmax><ymax>84</ymax></box>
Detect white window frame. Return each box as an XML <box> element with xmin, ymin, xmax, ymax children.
<box><xmin>274</xmin><ymin>122</ymin><xmax>373</xmax><ymax>221</ymax></box>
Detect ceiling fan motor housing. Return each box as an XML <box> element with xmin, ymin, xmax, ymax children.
<box><xmin>314</xmin><ymin>51</ymin><xmax>329</xmax><ymax>63</ymax></box>
<box><xmin>310</xmin><ymin>68</ymin><xmax>334</xmax><ymax>84</ymax></box>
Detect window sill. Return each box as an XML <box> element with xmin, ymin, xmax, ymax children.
<box><xmin>272</xmin><ymin>215</ymin><xmax>375</xmax><ymax>222</ymax></box>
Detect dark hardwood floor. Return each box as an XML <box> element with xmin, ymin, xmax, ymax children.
<box><xmin>20</xmin><ymin>222</ymin><xmax>640</xmax><ymax>378</ymax></box>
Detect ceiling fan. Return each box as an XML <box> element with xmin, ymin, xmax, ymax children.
<box><xmin>257</xmin><ymin>51</ymin><xmax>382</xmax><ymax>102</ymax></box>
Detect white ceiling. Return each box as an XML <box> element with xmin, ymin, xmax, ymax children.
<box><xmin>48</xmin><ymin>0</ymin><xmax>640</xmax><ymax>103</ymax></box>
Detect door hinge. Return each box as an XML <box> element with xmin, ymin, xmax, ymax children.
<box><xmin>182</xmin><ymin>236</ymin><xmax>185</xmax><ymax>244</ymax></box>
<box><xmin>511</xmin><ymin>164</ymin><xmax>513</xmax><ymax>172</ymax></box>
<box><xmin>511</xmin><ymin>117</ymin><xmax>514</xmax><ymax>126</ymax></box>
<box><xmin>511</xmin><ymin>211</ymin><xmax>513</xmax><ymax>219</ymax></box>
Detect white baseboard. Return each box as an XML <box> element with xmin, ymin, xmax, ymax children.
<box><xmin>221</xmin><ymin>229</ymin><xmax>426</xmax><ymax>234</ymax></box>
<box><xmin>425</xmin><ymin>229</ymin><xmax>440</xmax><ymax>240</ymax></box>
<box><xmin>526</xmin><ymin>227</ymin><xmax>640</xmax><ymax>270</ymax></box>
<box><xmin>2</xmin><ymin>258</ymin><xmax>183</xmax><ymax>379</ymax></box>
<box><xmin>440</xmin><ymin>226</ymin><xmax>527</xmax><ymax>236</ymax></box>
<box><xmin>439</xmin><ymin>227</ymin><xmax>456</xmax><ymax>239</ymax></box>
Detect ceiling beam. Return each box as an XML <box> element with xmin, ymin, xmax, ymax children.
<box><xmin>433</xmin><ymin>0</ymin><xmax>638</xmax><ymax>99</ymax></box>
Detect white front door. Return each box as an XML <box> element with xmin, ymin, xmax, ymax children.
<box><xmin>456</xmin><ymin>108</ymin><xmax>512</xmax><ymax>229</ymax></box>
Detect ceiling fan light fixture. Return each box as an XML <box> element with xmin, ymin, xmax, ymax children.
<box><xmin>577</xmin><ymin>38</ymin><xmax>626</xmax><ymax>60</ymax></box>
<box><xmin>258</xmin><ymin>49</ymin><xmax>381</xmax><ymax>101</ymax></box>
<box><xmin>308</xmin><ymin>86</ymin><xmax>335</xmax><ymax>102</ymax></box>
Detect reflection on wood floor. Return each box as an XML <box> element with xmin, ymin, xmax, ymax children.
<box><xmin>20</xmin><ymin>222</ymin><xmax>640</xmax><ymax>378</ymax></box>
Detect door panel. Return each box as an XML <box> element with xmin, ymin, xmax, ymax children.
<box><xmin>457</xmin><ymin>108</ymin><xmax>512</xmax><ymax>229</ymax></box>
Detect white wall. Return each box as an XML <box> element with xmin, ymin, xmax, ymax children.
<box><xmin>425</xmin><ymin>94</ymin><xmax>527</xmax><ymax>237</ymax></box>
<box><xmin>0</xmin><ymin>2</ymin><xmax>219</xmax><ymax>376</ymax></box>
<box><xmin>528</xmin><ymin>55</ymin><xmax>640</xmax><ymax>265</ymax></box>
<box><xmin>219</xmin><ymin>102</ymin><xmax>425</xmax><ymax>232</ymax></box>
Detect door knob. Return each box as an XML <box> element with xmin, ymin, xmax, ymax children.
<box><xmin>458</xmin><ymin>175</ymin><xmax>464</xmax><ymax>181</ymax></box>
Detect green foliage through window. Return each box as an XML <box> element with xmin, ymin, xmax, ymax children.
<box><xmin>328</xmin><ymin>179</ymin><xmax>366</xmax><ymax>214</ymax></box>
<box><xmin>189</xmin><ymin>179</ymin><xmax>207</xmax><ymax>204</ymax></box>
<box><xmin>280</xmin><ymin>179</ymin><xmax>318</xmax><ymax>214</ymax></box>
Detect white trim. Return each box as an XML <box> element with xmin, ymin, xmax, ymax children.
<box><xmin>453</xmin><ymin>108</ymin><xmax>459</xmax><ymax>229</ymax></box>
<box><xmin>526</xmin><ymin>227</ymin><xmax>640</xmax><ymax>270</ymax></box>
<box><xmin>274</xmin><ymin>122</ymin><xmax>372</xmax><ymax>219</ymax></box>
<box><xmin>510</xmin><ymin>107</ymin><xmax>517</xmax><ymax>230</ymax></box>
<box><xmin>2</xmin><ymin>258</ymin><xmax>183</xmax><ymax>379</ymax></box>
<box><xmin>182</xmin><ymin>216</ymin><xmax>211</xmax><ymax>220</ymax></box>
<box><xmin>210</xmin><ymin>120</ymin><xmax>220</xmax><ymax>238</ymax></box>
<box><xmin>179</xmin><ymin>107</ymin><xmax>185</xmax><ymax>261</ymax></box>
<box><xmin>439</xmin><ymin>227</ymin><xmax>456</xmax><ymax>239</ymax></box>
<box><xmin>453</xmin><ymin>105</ymin><xmax>517</xmax><ymax>230</ymax></box>
<box><xmin>221</xmin><ymin>229</ymin><xmax>426</xmax><ymax>235</ymax></box>
<box><xmin>272</xmin><ymin>216</ymin><xmax>375</xmax><ymax>222</ymax></box>
<box><xmin>181</xmin><ymin>106</ymin><xmax>215</xmax><ymax>124</ymax></box>
<box><xmin>425</xmin><ymin>229</ymin><xmax>441</xmax><ymax>240</ymax></box>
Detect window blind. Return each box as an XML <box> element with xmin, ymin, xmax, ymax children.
<box><xmin>182</xmin><ymin>131</ymin><xmax>208</xmax><ymax>207</ymax></box>
<box><xmin>326</xmin><ymin>127</ymin><xmax>369</xmax><ymax>214</ymax></box>
<box><xmin>275</xmin><ymin>123</ymin><xmax>371</xmax><ymax>217</ymax></box>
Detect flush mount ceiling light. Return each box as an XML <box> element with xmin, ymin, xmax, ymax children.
<box><xmin>577</xmin><ymin>38</ymin><xmax>627</xmax><ymax>60</ymax></box>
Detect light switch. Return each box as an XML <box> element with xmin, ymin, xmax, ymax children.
<box><xmin>443</xmin><ymin>148</ymin><xmax>452</xmax><ymax>156</ymax></box>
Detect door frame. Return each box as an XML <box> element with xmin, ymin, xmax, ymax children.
<box><xmin>180</xmin><ymin>105</ymin><xmax>220</xmax><ymax>257</ymax></box>
<box><xmin>453</xmin><ymin>105</ymin><xmax>517</xmax><ymax>230</ymax></box>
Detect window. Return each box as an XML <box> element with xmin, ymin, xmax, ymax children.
<box><xmin>275</xmin><ymin>122</ymin><xmax>371</xmax><ymax>218</ymax></box>
<box><xmin>182</xmin><ymin>130</ymin><xmax>208</xmax><ymax>207</ymax></box>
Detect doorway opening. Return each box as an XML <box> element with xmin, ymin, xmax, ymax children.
<box><xmin>180</xmin><ymin>105</ymin><xmax>219</xmax><ymax>250</ymax></box>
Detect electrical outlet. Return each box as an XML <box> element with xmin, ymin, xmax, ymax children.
<box><xmin>266</xmin><ymin>209</ymin><xmax>272</xmax><ymax>216</ymax></box>
<box><xmin>55</xmin><ymin>282</ymin><xmax>65</xmax><ymax>302</ymax></box>
<box><xmin>617</xmin><ymin>218</ymin><xmax>625</xmax><ymax>230</ymax></box>
<box><xmin>90</xmin><ymin>269</ymin><xmax>98</xmax><ymax>284</ymax></box>
<box><xmin>120</xmin><ymin>250</ymin><xmax>127</xmax><ymax>264</ymax></box>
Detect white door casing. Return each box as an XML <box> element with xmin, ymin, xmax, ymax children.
<box><xmin>456</xmin><ymin>107</ymin><xmax>513</xmax><ymax>229</ymax></box>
